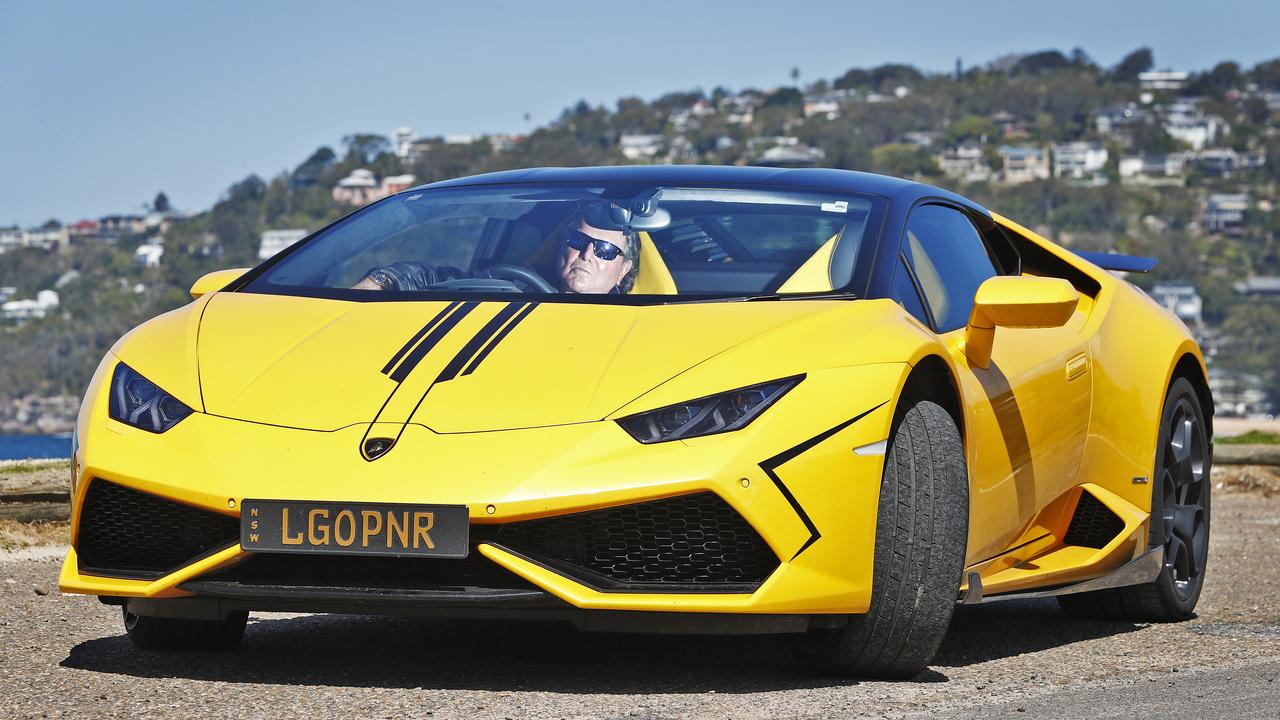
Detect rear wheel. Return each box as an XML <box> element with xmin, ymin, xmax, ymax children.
<box><xmin>1058</xmin><ymin>376</ymin><xmax>1210</xmax><ymax>621</ymax></box>
<box><xmin>122</xmin><ymin>605</ymin><xmax>248</xmax><ymax>650</ymax></box>
<box><xmin>789</xmin><ymin>399</ymin><xmax>968</xmax><ymax>678</ymax></box>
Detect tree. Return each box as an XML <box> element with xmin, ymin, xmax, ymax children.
<box><xmin>342</xmin><ymin>134</ymin><xmax>391</xmax><ymax>163</ymax></box>
<box><xmin>1012</xmin><ymin>50</ymin><xmax>1070</xmax><ymax>75</ymax></box>
<box><xmin>761</xmin><ymin>87</ymin><xmax>803</xmax><ymax>108</ymax></box>
<box><xmin>946</xmin><ymin>115</ymin><xmax>999</xmax><ymax>145</ymax></box>
<box><xmin>870</xmin><ymin>63</ymin><xmax>923</xmax><ymax>91</ymax></box>
<box><xmin>871</xmin><ymin>143</ymin><xmax>939</xmax><ymax>177</ymax></box>
<box><xmin>833</xmin><ymin>68</ymin><xmax>870</xmax><ymax>91</ymax></box>
<box><xmin>152</xmin><ymin>192</ymin><xmax>170</xmax><ymax>213</ymax></box>
<box><xmin>1112</xmin><ymin>48</ymin><xmax>1153</xmax><ymax>82</ymax></box>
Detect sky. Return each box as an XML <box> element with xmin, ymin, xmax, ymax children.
<box><xmin>2</xmin><ymin>0</ymin><xmax>1278</xmax><ymax>226</ymax></box>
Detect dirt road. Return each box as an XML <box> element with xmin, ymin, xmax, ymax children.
<box><xmin>2</xmin><ymin>490</ymin><xmax>1277</xmax><ymax>719</ymax></box>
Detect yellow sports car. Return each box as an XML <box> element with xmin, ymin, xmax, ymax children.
<box><xmin>60</xmin><ymin>166</ymin><xmax>1212</xmax><ymax>677</ymax></box>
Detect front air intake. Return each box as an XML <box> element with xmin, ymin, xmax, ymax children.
<box><xmin>76</xmin><ymin>479</ymin><xmax>239</xmax><ymax>579</ymax></box>
<box><xmin>1063</xmin><ymin>489</ymin><xmax>1125</xmax><ymax>549</ymax></box>
<box><xmin>493</xmin><ymin>492</ymin><xmax>779</xmax><ymax>592</ymax></box>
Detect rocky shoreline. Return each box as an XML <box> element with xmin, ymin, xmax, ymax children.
<box><xmin>0</xmin><ymin>395</ymin><xmax>78</xmax><ymax>435</ymax></box>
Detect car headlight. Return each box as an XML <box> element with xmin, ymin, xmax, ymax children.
<box><xmin>108</xmin><ymin>363</ymin><xmax>193</xmax><ymax>433</ymax></box>
<box><xmin>617</xmin><ymin>376</ymin><xmax>802</xmax><ymax>444</ymax></box>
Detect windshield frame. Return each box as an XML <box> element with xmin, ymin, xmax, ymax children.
<box><xmin>232</xmin><ymin>181</ymin><xmax>891</xmax><ymax>305</ymax></box>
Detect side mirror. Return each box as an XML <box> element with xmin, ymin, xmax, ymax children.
<box><xmin>189</xmin><ymin>268</ymin><xmax>250</xmax><ymax>300</ymax></box>
<box><xmin>965</xmin><ymin>276</ymin><xmax>1079</xmax><ymax>369</ymax></box>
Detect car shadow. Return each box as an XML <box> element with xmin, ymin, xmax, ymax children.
<box><xmin>60</xmin><ymin>598</ymin><xmax>1138</xmax><ymax>690</ymax></box>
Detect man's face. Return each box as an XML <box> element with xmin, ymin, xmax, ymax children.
<box><xmin>559</xmin><ymin>220</ymin><xmax>633</xmax><ymax>294</ymax></box>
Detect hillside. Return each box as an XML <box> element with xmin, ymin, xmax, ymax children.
<box><xmin>2</xmin><ymin>46</ymin><xmax>1278</xmax><ymax>431</ymax></box>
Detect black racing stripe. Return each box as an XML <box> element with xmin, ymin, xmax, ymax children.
<box><xmin>461</xmin><ymin>302</ymin><xmax>538</xmax><ymax>377</ymax></box>
<box><xmin>388</xmin><ymin>301</ymin><xmax>479</xmax><ymax>383</ymax></box>
<box><xmin>381</xmin><ymin>301</ymin><xmax>462</xmax><ymax>376</ymax></box>
<box><xmin>433</xmin><ymin>302</ymin><xmax>527</xmax><ymax>385</ymax></box>
<box><xmin>759</xmin><ymin>401</ymin><xmax>887</xmax><ymax>561</ymax></box>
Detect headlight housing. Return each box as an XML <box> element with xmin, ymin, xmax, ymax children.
<box><xmin>108</xmin><ymin>363</ymin><xmax>193</xmax><ymax>433</ymax></box>
<box><xmin>617</xmin><ymin>376</ymin><xmax>802</xmax><ymax>444</ymax></box>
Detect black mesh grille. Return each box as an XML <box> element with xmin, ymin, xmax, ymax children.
<box><xmin>77</xmin><ymin>479</ymin><xmax>239</xmax><ymax>579</ymax></box>
<box><xmin>494</xmin><ymin>493</ymin><xmax>778</xmax><ymax>591</ymax></box>
<box><xmin>1063</xmin><ymin>490</ymin><xmax>1125</xmax><ymax>549</ymax></box>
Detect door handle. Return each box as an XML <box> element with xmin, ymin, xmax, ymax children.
<box><xmin>1066</xmin><ymin>353</ymin><xmax>1088</xmax><ymax>381</ymax></box>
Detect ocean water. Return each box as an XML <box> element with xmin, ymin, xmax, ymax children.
<box><xmin>0</xmin><ymin>434</ymin><xmax>71</xmax><ymax>461</ymax></box>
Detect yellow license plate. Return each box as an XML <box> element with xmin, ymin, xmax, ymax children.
<box><xmin>240</xmin><ymin>500</ymin><xmax>469</xmax><ymax>558</ymax></box>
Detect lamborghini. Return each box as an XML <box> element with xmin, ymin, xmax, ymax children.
<box><xmin>60</xmin><ymin>166</ymin><xmax>1212</xmax><ymax>677</ymax></box>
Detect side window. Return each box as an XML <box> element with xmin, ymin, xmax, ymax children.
<box><xmin>891</xmin><ymin>257</ymin><xmax>931</xmax><ymax>326</ymax></box>
<box><xmin>902</xmin><ymin>204</ymin><xmax>997</xmax><ymax>332</ymax></box>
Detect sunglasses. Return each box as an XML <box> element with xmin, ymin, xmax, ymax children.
<box><xmin>566</xmin><ymin>230</ymin><xmax>625</xmax><ymax>261</ymax></box>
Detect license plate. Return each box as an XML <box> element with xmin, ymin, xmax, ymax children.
<box><xmin>240</xmin><ymin>500</ymin><xmax>469</xmax><ymax>558</ymax></box>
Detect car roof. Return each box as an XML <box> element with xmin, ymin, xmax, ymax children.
<box><xmin>412</xmin><ymin>165</ymin><xmax>990</xmax><ymax>217</ymax></box>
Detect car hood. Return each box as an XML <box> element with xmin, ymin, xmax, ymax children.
<box><xmin>195</xmin><ymin>292</ymin><xmax>829</xmax><ymax>432</ymax></box>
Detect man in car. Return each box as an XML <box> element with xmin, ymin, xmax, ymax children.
<box><xmin>354</xmin><ymin>210</ymin><xmax>640</xmax><ymax>294</ymax></box>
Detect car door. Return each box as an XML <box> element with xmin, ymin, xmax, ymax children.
<box><xmin>892</xmin><ymin>203</ymin><xmax>1093</xmax><ymax>562</ymax></box>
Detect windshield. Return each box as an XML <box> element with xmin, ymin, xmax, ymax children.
<box><xmin>241</xmin><ymin>183</ymin><xmax>883</xmax><ymax>303</ymax></box>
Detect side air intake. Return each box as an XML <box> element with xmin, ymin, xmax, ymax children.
<box><xmin>1063</xmin><ymin>489</ymin><xmax>1125</xmax><ymax>550</ymax></box>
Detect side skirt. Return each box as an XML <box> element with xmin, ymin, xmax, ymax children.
<box><xmin>960</xmin><ymin>546</ymin><xmax>1164</xmax><ymax>604</ymax></box>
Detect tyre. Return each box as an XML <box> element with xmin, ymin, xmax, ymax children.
<box><xmin>122</xmin><ymin>605</ymin><xmax>248</xmax><ymax>650</ymax></box>
<box><xmin>789</xmin><ymin>399</ymin><xmax>968</xmax><ymax>678</ymax></box>
<box><xmin>1058</xmin><ymin>376</ymin><xmax>1211</xmax><ymax>622</ymax></box>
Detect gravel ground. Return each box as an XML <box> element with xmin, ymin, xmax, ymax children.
<box><xmin>1</xmin><ymin>490</ymin><xmax>1277</xmax><ymax>719</ymax></box>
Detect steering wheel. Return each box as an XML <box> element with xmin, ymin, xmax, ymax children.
<box><xmin>484</xmin><ymin>264</ymin><xmax>556</xmax><ymax>293</ymax></box>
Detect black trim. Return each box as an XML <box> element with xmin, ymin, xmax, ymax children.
<box><xmin>759</xmin><ymin>402</ymin><xmax>887</xmax><ymax>561</ymax></box>
<box><xmin>434</xmin><ymin>302</ymin><xmax>528</xmax><ymax>384</ymax></box>
<box><xmin>462</xmin><ymin>302</ymin><xmax>538</xmax><ymax>376</ymax></box>
<box><xmin>387</xmin><ymin>301</ymin><xmax>479</xmax><ymax>382</ymax></box>
<box><xmin>177</xmin><ymin>579</ymin><xmax>560</xmax><ymax>607</ymax></box>
<box><xmin>381</xmin><ymin>301</ymin><xmax>461</xmax><ymax>376</ymax></box>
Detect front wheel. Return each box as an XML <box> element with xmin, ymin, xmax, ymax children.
<box><xmin>789</xmin><ymin>399</ymin><xmax>969</xmax><ymax>678</ymax></box>
<box><xmin>122</xmin><ymin>606</ymin><xmax>248</xmax><ymax>650</ymax></box>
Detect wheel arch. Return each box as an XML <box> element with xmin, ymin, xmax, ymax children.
<box><xmin>1167</xmin><ymin>349</ymin><xmax>1214</xmax><ymax>442</ymax></box>
<box><xmin>897</xmin><ymin>353</ymin><xmax>964</xmax><ymax>440</ymax></box>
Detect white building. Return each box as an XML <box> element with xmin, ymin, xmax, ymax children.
<box><xmin>1095</xmin><ymin>103</ymin><xmax>1151</xmax><ymax>136</ymax></box>
<box><xmin>619</xmin><ymin>134</ymin><xmax>664</xmax><ymax>161</ymax></box>
<box><xmin>1165</xmin><ymin>115</ymin><xmax>1227</xmax><ymax>150</ymax></box>
<box><xmin>1</xmin><ymin>289</ymin><xmax>59</xmax><ymax>320</ymax></box>
<box><xmin>1119</xmin><ymin>153</ymin><xmax>1186</xmax><ymax>184</ymax></box>
<box><xmin>1138</xmin><ymin>71</ymin><xmax>1189</xmax><ymax>91</ymax></box>
<box><xmin>1149</xmin><ymin>283</ymin><xmax>1202</xmax><ymax>323</ymax></box>
<box><xmin>938</xmin><ymin>143</ymin><xmax>991</xmax><ymax>182</ymax></box>
<box><xmin>1053</xmin><ymin>142</ymin><xmax>1108</xmax><ymax>179</ymax></box>
<box><xmin>392</xmin><ymin>127</ymin><xmax>414</xmax><ymax>159</ymax></box>
<box><xmin>134</xmin><ymin>242</ymin><xmax>164</xmax><ymax>267</ymax></box>
<box><xmin>258</xmin><ymin>229</ymin><xmax>309</xmax><ymax>260</ymax></box>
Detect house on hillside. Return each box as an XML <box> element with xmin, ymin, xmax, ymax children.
<box><xmin>382</xmin><ymin>174</ymin><xmax>417</xmax><ymax>195</ymax></box>
<box><xmin>937</xmin><ymin>143</ymin><xmax>991</xmax><ymax>182</ymax></box>
<box><xmin>1233</xmin><ymin>276</ymin><xmax>1280</xmax><ymax>297</ymax></box>
<box><xmin>0</xmin><ymin>227</ymin><xmax>23</xmax><ymax>252</ymax></box>
<box><xmin>332</xmin><ymin>169</ymin><xmax>382</xmax><ymax>206</ymax></box>
<box><xmin>1149</xmin><ymin>283</ymin><xmax>1203</xmax><ymax>323</ymax></box>
<box><xmin>1052</xmin><ymin>141</ymin><xmax>1108</xmax><ymax>182</ymax></box>
<box><xmin>68</xmin><ymin>219</ymin><xmax>100</xmax><ymax>242</ymax></box>
<box><xmin>1</xmin><ymin>289</ymin><xmax>59</xmax><ymax>320</ymax></box>
<box><xmin>1095</xmin><ymin>103</ymin><xmax>1151</xmax><ymax>137</ymax></box>
<box><xmin>1165</xmin><ymin>114</ymin><xmax>1227</xmax><ymax>150</ymax></box>
<box><xmin>134</xmin><ymin>241</ymin><xmax>164</xmax><ymax>268</ymax></box>
<box><xmin>1119</xmin><ymin>153</ymin><xmax>1187</xmax><ymax>185</ymax></box>
<box><xmin>1202</xmin><ymin>193</ymin><xmax>1249</xmax><ymax>236</ymax></box>
<box><xmin>1195</xmin><ymin>148</ymin><xmax>1266</xmax><ymax>179</ymax></box>
<box><xmin>619</xmin><ymin>134</ymin><xmax>664</xmax><ymax>161</ymax></box>
<box><xmin>258</xmin><ymin>229</ymin><xmax>309</xmax><ymax>260</ymax></box>
<box><xmin>1138</xmin><ymin>71</ymin><xmax>1189</xmax><ymax>92</ymax></box>
<box><xmin>752</xmin><ymin>143</ymin><xmax>825</xmax><ymax>168</ymax></box>
<box><xmin>996</xmin><ymin>145</ymin><xmax>1050</xmax><ymax>184</ymax></box>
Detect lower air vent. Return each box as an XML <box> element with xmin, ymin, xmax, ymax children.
<box><xmin>494</xmin><ymin>492</ymin><xmax>779</xmax><ymax>592</ymax></box>
<box><xmin>77</xmin><ymin>479</ymin><xmax>239</xmax><ymax>579</ymax></box>
<box><xmin>1063</xmin><ymin>490</ymin><xmax>1125</xmax><ymax>549</ymax></box>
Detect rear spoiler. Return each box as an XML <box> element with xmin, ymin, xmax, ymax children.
<box><xmin>1073</xmin><ymin>251</ymin><xmax>1158</xmax><ymax>274</ymax></box>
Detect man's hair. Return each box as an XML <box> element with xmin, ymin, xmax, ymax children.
<box><xmin>564</xmin><ymin>210</ymin><xmax>641</xmax><ymax>293</ymax></box>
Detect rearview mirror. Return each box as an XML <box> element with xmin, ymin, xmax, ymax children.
<box><xmin>965</xmin><ymin>276</ymin><xmax>1079</xmax><ymax>369</ymax></box>
<box><xmin>189</xmin><ymin>268</ymin><xmax>250</xmax><ymax>300</ymax></box>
